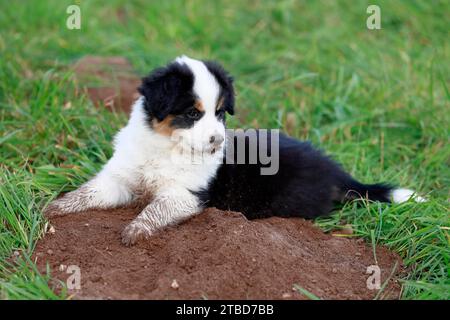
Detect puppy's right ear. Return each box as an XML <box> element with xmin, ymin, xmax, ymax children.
<box><xmin>203</xmin><ymin>60</ymin><xmax>235</xmax><ymax>116</ymax></box>
<box><xmin>138</xmin><ymin>63</ymin><xmax>193</xmax><ymax>121</ymax></box>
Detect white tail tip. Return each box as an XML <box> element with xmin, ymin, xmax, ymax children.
<box><xmin>391</xmin><ymin>188</ymin><xmax>426</xmax><ymax>203</ymax></box>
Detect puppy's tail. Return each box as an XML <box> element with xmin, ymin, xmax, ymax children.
<box><xmin>338</xmin><ymin>177</ymin><xmax>425</xmax><ymax>204</ymax></box>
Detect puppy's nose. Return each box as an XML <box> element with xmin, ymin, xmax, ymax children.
<box><xmin>209</xmin><ymin>134</ymin><xmax>224</xmax><ymax>145</ymax></box>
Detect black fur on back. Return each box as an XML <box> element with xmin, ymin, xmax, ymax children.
<box><xmin>199</xmin><ymin>131</ymin><xmax>393</xmax><ymax>219</ymax></box>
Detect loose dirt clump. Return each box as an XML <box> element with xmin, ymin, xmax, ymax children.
<box><xmin>72</xmin><ymin>56</ymin><xmax>141</xmax><ymax>114</ymax></box>
<box><xmin>34</xmin><ymin>207</ymin><xmax>402</xmax><ymax>300</ymax></box>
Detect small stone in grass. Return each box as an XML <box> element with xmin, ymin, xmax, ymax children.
<box><xmin>84</xmin><ymin>223</ymin><xmax>90</xmax><ymax>227</ymax></box>
<box><xmin>59</xmin><ymin>264</ymin><xmax>67</xmax><ymax>272</ymax></box>
<box><xmin>48</xmin><ymin>225</ymin><xmax>56</xmax><ymax>234</ymax></box>
<box><xmin>282</xmin><ymin>292</ymin><xmax>292</xmax><ymax>299</ymax></box>
<box><xmin>64</xmin><ymin>101</ymin><xmax>72</xmax><ymax>109</ymax></box>
<box><xmin>171</xmin><ymin>279</ymin><xmax>179</xmax><ymax>289</ymax></box>
<box><xmin>341</xmin><ymin>224</ymin><xmax>353</xmax><ymax>235</ymax></box>
<box><xmin>47</xmin><ymin>249</ymin><xmax>53</xmax><ymax>255</ymax></box>
<box><xmin>13</xmin><ymin>251</ymin><xmax>20</xmax><ymax>257</ymax></box>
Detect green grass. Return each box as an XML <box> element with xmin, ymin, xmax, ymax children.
<box><xmin>0</xmin><ymin>0</ymin><xmax>448</xmax><ymax>299</ymax></box>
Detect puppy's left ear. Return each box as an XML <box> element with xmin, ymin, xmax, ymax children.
<box><xmin>203</xmin><ymin>60</ymin><xmax>235</xmax><ymax>115</ymax></box>
<box><xmin>138</xmin><ymin>63</ymin><xmax>193</xmax><ymax>121</ymax></box>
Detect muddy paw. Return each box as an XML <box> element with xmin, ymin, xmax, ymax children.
<box><xmin>121</xmin><ymin>222</ymin><xmax>152</xmax><ymax>246</ymax></box>
<box><xmin>43</xmin><ymin>201</ymin><xmax>66</xmax><ymax>218</ymax></box>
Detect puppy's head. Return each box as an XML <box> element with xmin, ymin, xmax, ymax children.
<box><xmin>139</xmin><ymin>55</ymin><xmax>234</xmax><ymax>154</ymax></box>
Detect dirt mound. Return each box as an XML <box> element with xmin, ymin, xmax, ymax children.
<box><xmin>72</xmin><ymin>56</ymin><xmax>141</xmax><ymax>114</ymax></box>
<box><xmin>34</xmin><ymin>207</ymin><xmax>402</xmax><ymax>300</ymax></box>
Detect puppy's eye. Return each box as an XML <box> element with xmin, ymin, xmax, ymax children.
<box><xmin>186</xmin><ymin>109</ymin><xmax>201</xmax><ymax>120</ymax></box>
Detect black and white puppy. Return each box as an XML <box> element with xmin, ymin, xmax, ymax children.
<box><xmin>46</xmin><ymin>55</ymin><xmax>424</xmax><ymax>245</ymax></box>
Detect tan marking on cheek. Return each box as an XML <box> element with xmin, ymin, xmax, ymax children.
<box><xmin>216</xmin><ymin>96</ymin><xmax>225</xmax><ymax>111</ymax></box>
<box><xmin>194</xmin><ymin>100</ymin><xmax>204</xmax><ymax>112</ymax></box>
<box><xmin>152</xmin><ymin>115</ymin><xmax>175</xmax><ymax>137</ymax></box>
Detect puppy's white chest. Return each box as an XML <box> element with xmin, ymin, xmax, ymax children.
<box><xmin>139</xmin><ymin>153</ymin><xmax>219</xmax><ymax>193</ymax></box>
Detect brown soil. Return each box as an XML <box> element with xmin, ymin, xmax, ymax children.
<box><xmin>34</xmin><ymin>207</ymin><xmax>402</xmax><ymax>300</ymax></box>
<box><xmin>72</xmin><ymin>56</ymin><xmax>141</xmax><ymax>114</ymax></box>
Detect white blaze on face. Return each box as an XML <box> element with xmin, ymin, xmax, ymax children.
<box><xmin>175</xmin><ymin>55</ymin><xmax>225</xmax><ymax>153</ymax></box>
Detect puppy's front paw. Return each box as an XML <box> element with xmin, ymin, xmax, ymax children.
<box><xmin>121</xmin><ymin>222</ymin><xmax>152</xmax><ymax>246</ymax></box>
<box><xmin>43</xmin><ymin>200</ymin><xmax>67</xmax><ymax>218</ymax></box>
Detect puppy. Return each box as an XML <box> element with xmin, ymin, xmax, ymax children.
<box><xmin>45</xmin><ymin>55</ymin><xmax>424</xmax><ymax>245</ymax></box>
